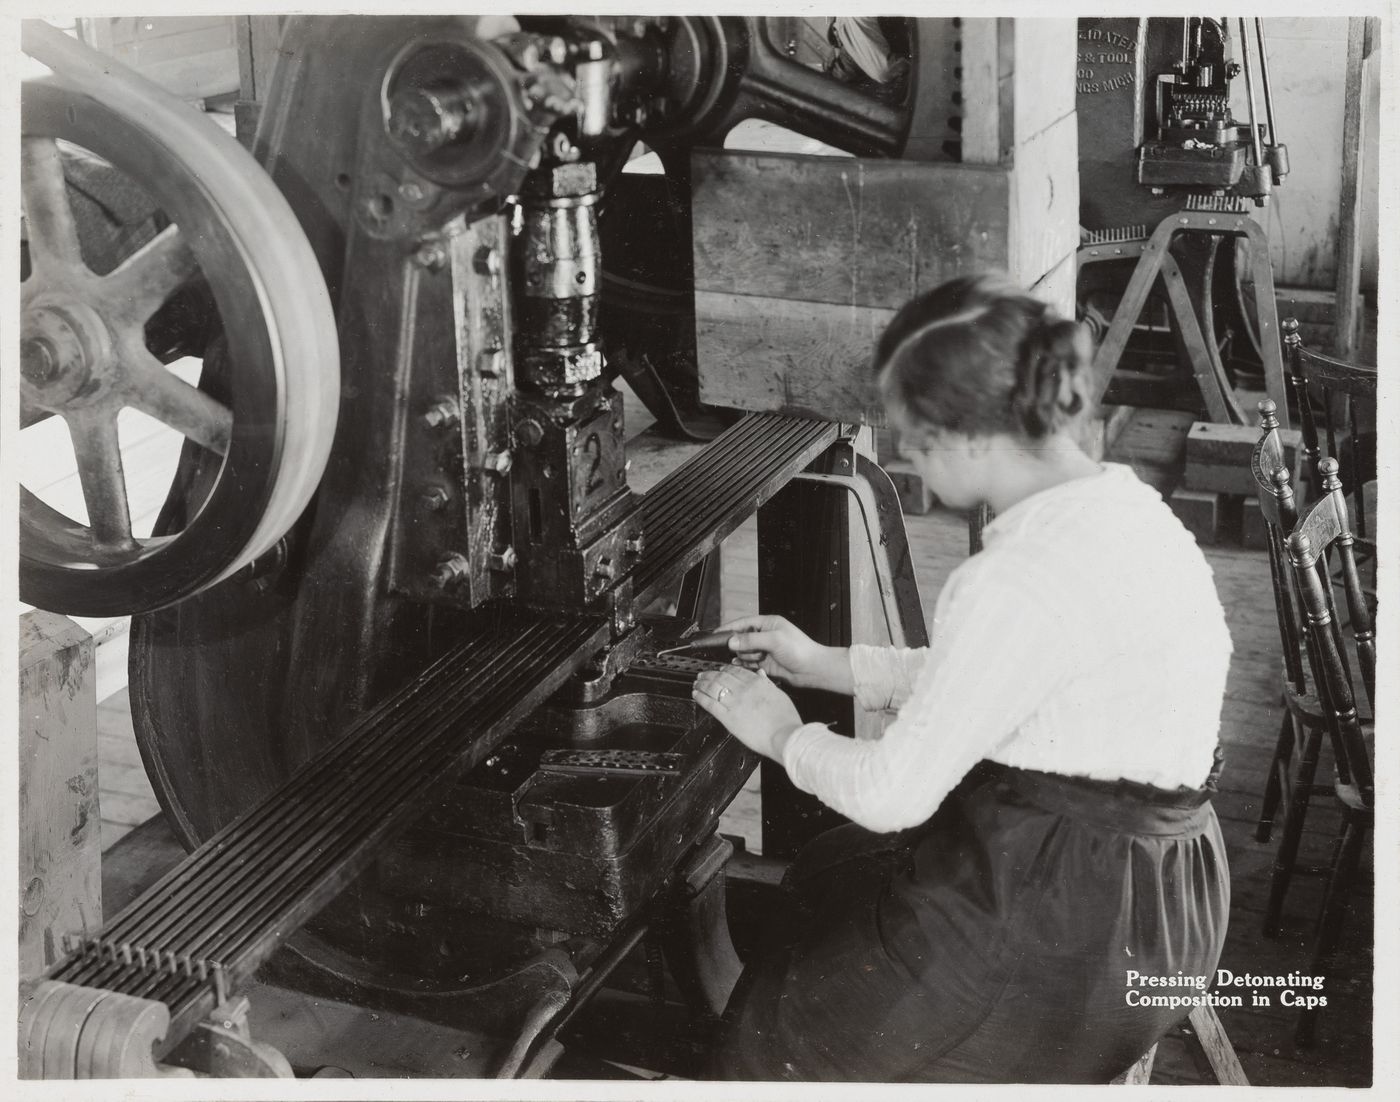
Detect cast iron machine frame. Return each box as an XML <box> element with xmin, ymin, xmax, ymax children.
<box><xmin>17</xmin><ymin>14</ymin><xmax>942</xmax><ymax>1079</ymax></box>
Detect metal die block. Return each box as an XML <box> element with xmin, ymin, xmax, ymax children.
<box><xmin>517</xmin><ymin>513</ymin><xmax>642</xmax><ymax>608</ymax></box>
<box><xmin>379</xmin><ymin>682</ymin><xmax>757</xmax><ymax>937</ymax></box>
<box><xmin>1136</xmin><ymin>141</ymin><xmax>1247</xmax><ymax>189</ymax></box>
<box><xmin>509</xmin><ymin>387</ymin><xmax>640</xmax><ymax>606</ymax></box>
<box><xmin>511</xmin><ymin>390</ymin><xmax>628</xmax><ymax>538</ymax></box>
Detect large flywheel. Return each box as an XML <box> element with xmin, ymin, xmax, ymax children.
<box><xmin>18</xmin><ymin>22</ymin><xmax>339</xmax><ymax>617</ymax></box>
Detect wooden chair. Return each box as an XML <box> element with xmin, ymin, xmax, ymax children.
<box><xmin>968</xmin><ymin>502</ymin><xmax>993</xmax><ymax>555</ymax></box>
<box><xmin>1283</xmin><ymin>459</ymin><xmax>1375</xmax><ymax>1047</ymax></box>
<box><xmin>1283</xmin><ymin>317</ymin><xmax>1378</xmax><ymax>574</ymax></box>
<box><xmin>1113</xmin><ymin>1005</ymin><xmax>1247</xmax><ymax>1085</ymax></box>
<box><xmin>1250</xmin><ymin>400</ymin><xmax>1336</xmax><ymax>936</ymax></box>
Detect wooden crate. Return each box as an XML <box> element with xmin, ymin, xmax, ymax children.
<box><xmin>81</xmin><ymin>15</ymin><xmax>239</xmax><ymax>102</ymax></box>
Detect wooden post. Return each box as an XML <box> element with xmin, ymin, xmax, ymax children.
<box><xmin>234</xmin><ymin>15</ymin><xmax>284</xmax><ymax>146</ymax></box>
<box><xmin>959</xmin><ymin>19</ymin><xmax>1008</xmax><ymax>165</ymax></box>
<box><xmin>18</xmin><ymin>611</ymin><xmax>102</xmax><ymax>978</ymax></box>
<box><xmin>1332</xmin><ymin>17</ymin><xmax>1374</xmax><ymax>357</ymax></box>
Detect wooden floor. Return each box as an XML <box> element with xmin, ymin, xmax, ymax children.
<box><xmin>93</xmin><ymin>439</ymin><xmax>1372</xmax><ymax>1087</ymax></box>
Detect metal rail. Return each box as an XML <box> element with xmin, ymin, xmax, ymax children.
<box><xmin>636</xmin><ymin>412</ymin><xmax>840</xmax><ymax>606</ymax></box>
<box><xmin>51</xmin><ymin>606</ymin><xmax>609</xmax><ymax>1050</ymax></box>
<box><xmin>43</xmin><ymin>411</ymin><xmax>840</xmax><ymax>1058</ymax></box>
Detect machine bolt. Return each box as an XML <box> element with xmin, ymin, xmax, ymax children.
<box><xmin>415</xmin><ymin>241</ymin><xmax>448</xmax><ymax>271</ymax></box>
<box><xmin>515</xmin><ymin>419</ymin><xmax>545</xmax><ymax>448</ymax></box>
<box><xmin>478</xmin><ymin>347</ymin><xmax>504</xmax><ymax>377</ymax></box>
<box><xmin>20</xmin><ymin>336</ymin><xmax>59</xmax><ymax>385</ymax></box>
<box><xmin>624</xmin><ymin>534</ymin><xmax>644</xmax><ymax>557</ymax></box>
<box><xmin>482</xmin><ymin>450</ymin><xmax>513</xmax><ymax>475</ymax></box>
<box><xmin>488</xmin><ymin>546</ymin><xmax>518</xmax><ymax>573</ymax></box>
<box><xmin>473</xmin><ymin>246</ymin><xmax>501</xmax><ymax>277</ymax></box>
<box><xmin>432</xmin><ymin>553</ymin><xmax>471</xmax><ymax>588</ymax></box>
<box><xmin>420</xmin><ymin>486</ymin><xmax>450</xmax><ymax>511</ymax></box>
<box><xmin>593</xmin><ymin>557</ymin><xmax>616</xmax><ymax>584</ymax></box>
<box><xmin>423</xmin><ymin>397</ymin><xmax>460</xmax><ymax>428</ymax></box>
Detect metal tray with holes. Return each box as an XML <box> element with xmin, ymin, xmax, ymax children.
<box><xmin>536</xmin><ymin>748</ymin><xmax>686</xmax><ymax>777</ymax></box>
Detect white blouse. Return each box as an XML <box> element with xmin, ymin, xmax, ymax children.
<box><xmin>780</xmin><ymin>464</ymin><xmax>1233</xmax><ymax>834</ymax></box>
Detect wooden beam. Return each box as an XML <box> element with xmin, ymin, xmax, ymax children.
<box><xmin>960</xmin><ymin>18</ymin><xmax>1005</xmax><ymax>164</ymax></box>
<box><xmin>1332</xmin><ymin>17</ymin><xmax>1369</xmax><ymax>357</ymax></box>
<box><xmin>691</xmin><ymin>152</ymin><xmax>1012</xmax><ymax>309</ymax></box>
<box><xmin>696</xmin><ymin>292</ymin><xmax>889</xmax><ymax>422</ymax></box>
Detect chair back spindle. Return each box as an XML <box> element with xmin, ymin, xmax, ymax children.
<box><xmin>1251</xmin><ymin>401</ymin><xmax>1306</xmax><ymax>693</ymax></box>
<box><xmin>1291</xmin><ymin>459</ymin><xmax>1376</xmax><ymax>712</ymax></box>
<box><xmin>1282</xmin><ymin>317</ymin><xmax>1378</xmax><ymax>545</ymax></box>
<box><xmin>1287</xmin><ymin>522</ymin><xmax>1374</xmax><ymax>805</ymax></box>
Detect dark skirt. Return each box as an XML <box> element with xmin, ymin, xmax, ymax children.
<box><xmin>709</xmin><ymin>760</ymin><xmax>1231</xmax><ymax>1083</ymax></box>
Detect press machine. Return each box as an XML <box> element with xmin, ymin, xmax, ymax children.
<box><xmin>17</xmin><ymin>15</ymin><xmax>1076</xmax><ymax>1078</ymax></box>
<box><xmin>1076</xmin><ymin>16</ymin><xmax>1292</xmax><ymax>426</ymax></box>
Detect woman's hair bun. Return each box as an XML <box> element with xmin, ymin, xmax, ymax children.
<box><xmin>1011</xmin><ymin>316</ymin><xmax>1087</xmax><ymax>437</ymax></box>
<box><xmin>875</xmin><ymin>273</ymin><xmax>1093</xmax><ymax>441</ymax></box>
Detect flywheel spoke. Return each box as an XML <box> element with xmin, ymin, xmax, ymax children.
<box><xmin>68</xmin><ymin>411</ymin><xmax>136</xmax><ymax>550</ymax></box>
<box><xmin>106</xmin><ymin>224</ymin><xmax>201</xmax><ymax>322</ymax></box>
<box><xmin>128</xmin><ymin>351</ymin><xmax>233</xmax><ymax>456</ymax></box>
<box><xmin>21</xmin><ymin>137</ymin><xmax>86</xmax><ymax>276</ymax></box>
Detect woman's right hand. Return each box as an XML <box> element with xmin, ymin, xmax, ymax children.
<box><xmin>717</xmin><ymin>615</ymin><xmax>853</xmax><ymax>695</ymax></box>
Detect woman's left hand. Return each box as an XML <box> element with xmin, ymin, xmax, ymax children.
<box><xmin>693</xmin><ymin>665</ymin><xmax>803</xmax><ymax>762</ymax></box>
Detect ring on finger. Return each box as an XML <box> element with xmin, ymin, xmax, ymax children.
<box><xmin>717</xmin><ymin>686</ymin><xmax>730</xmax><ymax>702</ymax></box>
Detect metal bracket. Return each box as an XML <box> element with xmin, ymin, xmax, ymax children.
<box><xmin>1083</xmin><ymin>207</ymin><xmax>1289</xmax><ymax>427</ymax></box>
<box><xmin>792</xmin><ymin>453</ymin><xmax>928</xmax><ymax>649</ymax></box>
<box><xmin>165</xmin><ymin>996</ymin><xmax>295</xmax><ymax>1078</ymax></box>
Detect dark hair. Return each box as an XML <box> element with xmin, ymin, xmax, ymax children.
<box><xmin>874</xmin><ymin>273</ymin><xmax>1091</xmax><ymax>440</ymax></box>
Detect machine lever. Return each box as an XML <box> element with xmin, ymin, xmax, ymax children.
<box><xmin>655</xmin><ymin>630</ymin><xmax>738</xmax><ymax>661</ymax></box>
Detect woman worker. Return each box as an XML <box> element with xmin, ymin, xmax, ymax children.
<box><xmin>694</xmin><ymin>274</ymin><xmax>1233</xmax><ymax>1082</ymax></box>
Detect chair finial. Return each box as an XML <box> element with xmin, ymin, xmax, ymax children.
<box><xmin>1258</xmin><ymin>398</ymin><xmax>1278</xmax><ymax>430</ymax></box>
<box><xmin>1282</xmin><ymin>317</ymin><xmax>1301</xmax><ymax>345</ymax></box>
<box><xmin>1319</xmin><ymin>456</ymin><xmax>1342</xmax><ymax>494</ymax></box>
<box><xmin>1270</xmin><ymin>465</ymin><xmax>1292</xmax><ymax>491</ymax></box>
